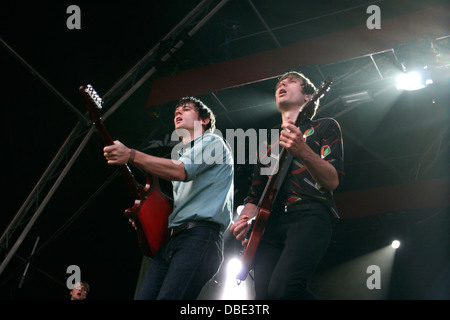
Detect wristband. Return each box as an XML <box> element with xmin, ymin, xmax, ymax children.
<box><xmin>129</xmin><ymin>149</ymin><xmax>136</xmax><ymax>164</ymax></box>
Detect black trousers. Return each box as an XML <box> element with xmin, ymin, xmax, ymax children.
<box><xmin>253</xmin><ymin>203</ymin><xmax>333</xmax><ymax>299</ymax></box>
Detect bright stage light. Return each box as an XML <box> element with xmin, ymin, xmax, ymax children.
<box><xmin>393</xmin><ymin>39</ymin><xmax>438</xmax><ymax>91</ymax></box>
<box><xmin>391</xmin><ymin>240</ymin><xmax>400</xmax><ymax>249</ymax></box>
<box><xmin>395</xmin><ymin>69</ymin><xmax>433</xmax><ymax>91</ymax></box>
<box><xmin>226</xmin><ymin>257</ymin><xmax>243</xmax><ymax>277</ymax></box>
<box><xmin>236</xmin><ymin>205</ymin><xmax>245</xmax><ymax>215</ymax></box>
<box><xmin>221</xmin><ymin>257</ymin><xmax>252</xmax><ymax>299</ymax></box>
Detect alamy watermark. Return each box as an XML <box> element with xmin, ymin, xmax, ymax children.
<box><xmin>66</xmin><ymin>265</ymin><xmax>81</xmax><ymax>289</ymax></box>
<box><xmin>67</xmin><ymin>4</ymin><xmax>381</xmax><ymax>31</ymax></box>
<box><xmin>66</xmin><ymin>5</ymin><xmax>81</xmax><ymax>30</ymax></box>
<box><xmin>366</xmin><ymin>265</ymin><xmax>381</xmax><ymax>290</ymax></box>
<box><xmin>366</xmin><ymin>5</ymin><xmax>381</xmax><ymax>29</ymax></box>
<box><xmin>171</xmin><ymin>121</ymin><xmax>280</xmax><ymax>175</ymax></box>
<box><xmin>66</xmin><ymin>4</ymin><xmax>381</xmax><ymax>31</ymax></box>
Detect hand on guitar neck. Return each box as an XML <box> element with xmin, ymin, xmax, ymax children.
<box><xmin>230</xmin><ymin>203</ymin><xmax>258</xmax><ymax>246</ymax></box>
<box><xmin>103</xmin><ymin>140</ymin><xmax>133</xmax><ymax>165</ymax></box>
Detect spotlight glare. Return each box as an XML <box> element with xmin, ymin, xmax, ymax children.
<box><xmin>221</xmin><ymin>257</ymin><xmax>249</xmax><ymax>299</ymax></box>
<box><xmin>391</xmin><ymin>240</ymin><xmax>400</xmax><ymax>249</ymax></box>
<box><xmin>395</xmin><ymin>70</ymin><xmax>433</xmax><ymax>91</ymax></box>
<box><xmin>227</xmin><ymin>258</ymin><xmax>243</xmax><ymax>277</ymax></box>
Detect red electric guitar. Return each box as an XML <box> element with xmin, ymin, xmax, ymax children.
<box><xmin>236</xmin><ymin>77</ymin><xmax>333</xmax><ymax>281</ymax></box>
<box><xmin>80</xmin><ymin>84</ymin><xmax>173</xmax><ymax>257</ymax></box>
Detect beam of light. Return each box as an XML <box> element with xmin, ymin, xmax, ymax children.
<box><xmin>221</xmin><ymin>257</ymin><xmax>253</xmax><ymax>300</ymax></box>
<box><xmin>311</xmin><ymin>245</ymin><xmax>398</xmax><ymax>300</ymax></box>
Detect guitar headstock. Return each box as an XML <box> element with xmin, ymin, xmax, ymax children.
<box><xmin>295</xmin><ymin>77</ymin><xmax>333</xmax><ymax>126</ymax></box>
<box><xmin>79</xmin><ymin>84</ymin><xmax>104</xmax><ymax>122</ymax></box>
<box><xmin>312</xmin><ymin>77</ymin><xmax>333</xmax><ymax>104</ymax></box>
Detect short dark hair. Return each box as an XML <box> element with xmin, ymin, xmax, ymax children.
<box><xmin>175</xmin><ymin>96</ymin><xmax>216</xmax><ymax>132</ymax></box>
<box><xmin>276</xmin><ymin>71</ymin><xmax>319</xmax><ymax>119</ymax></box>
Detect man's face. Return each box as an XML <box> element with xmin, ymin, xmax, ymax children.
<box><xmin>70</xmin><ymin>283</ymin><xmax>88</xmax><ymax>300</ymax></box>
<box><xmin>174</xmin><ymin>102</ymin><xmax>201</xmax><ymax>131</ymax></box>
<box><xmin>275</xmin><ymin>76</ymin><xmax>309</xmax><ymax>109</ymax></box>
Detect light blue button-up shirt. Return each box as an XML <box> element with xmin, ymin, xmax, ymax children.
<box><xmin>169</xmin><ymin>132</ymin><xmax>234</xmax><ymax>232</ymax></box>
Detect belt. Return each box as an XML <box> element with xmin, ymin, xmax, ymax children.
<box><xmin>283</xmin><ymin>201</ymin><xmax>327</xmax><ymax>213</ymax></box>
<box><xmin>168</xmin><ymin>221</ymin><xmax>222</xmax><ymax>239</ymax></box>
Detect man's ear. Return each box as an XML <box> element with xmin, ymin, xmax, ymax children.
<box><xmin>201</xmin><ymin>118</ymin><xmax>210</xmax><ymax>127</ymax></box>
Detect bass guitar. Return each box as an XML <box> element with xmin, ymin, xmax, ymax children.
<box><xmin>80</xmin><ymin>84</ymin><xmax>173</xmax><ymax>257</ymax></box>
<box><xmin>236</xmin><ymin>77</ymin><xmax>333</xmax><ymax>281</ymax></box>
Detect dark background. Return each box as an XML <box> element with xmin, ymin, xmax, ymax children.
<box><xmin>1</xmin><ymin>0</ymin><xmax>449</xmax><ymax>300</ymax></box>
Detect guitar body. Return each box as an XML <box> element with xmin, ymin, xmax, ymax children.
<box><xmin>125</xmin><ymin>174</ymin><xmax>173</xmax><ymax>257</ymax></box>
<box><xmin>236</xmin><ymin>205</ymin><xmax>270</xmax><ymax>281</ymax></box>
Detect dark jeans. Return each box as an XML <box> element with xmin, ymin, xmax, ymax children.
<box><xmin>253</xmin><ymin>205</ymin><xmax>333</xmax><ymax>299</ymax></box>
<box><xmin>135</xmin><ymin>225</ymin><xmax>223</xmax><ymax>300</ymax></box>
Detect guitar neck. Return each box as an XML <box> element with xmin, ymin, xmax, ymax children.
<box><xmin>256</xmin><ymin>113</ymin><xmax>305</xmax><ymax>210</ymax></box>
<box><xmin>93</xmin><ymin>117</ymin><xmax>143</xmax><ymax>199</ymax></box>
<box><xmin>256</xmin><ymin>146</ymin><xmax>290</xmax><ymax>210</ymax></box>
<box><xmin>80</xmin><ymin>84</ymin><xmax>144</xmax><ymax>199</ymax></box>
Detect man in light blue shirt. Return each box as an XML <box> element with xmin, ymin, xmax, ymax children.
<box><xmin>171</xmin><ymin>132</ymin><xmax>234</xmax><ymax>232</ymax></box>
<box><xmin>104</xmin><ymin>96</ymin><xmax>233</xmax><ymax>299</ymax></box>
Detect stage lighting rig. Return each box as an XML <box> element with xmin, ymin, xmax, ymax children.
<box><xmin>393</xmin><ymin>39</ymin><xmax>444</xmax><ymax>91</ymax></box>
